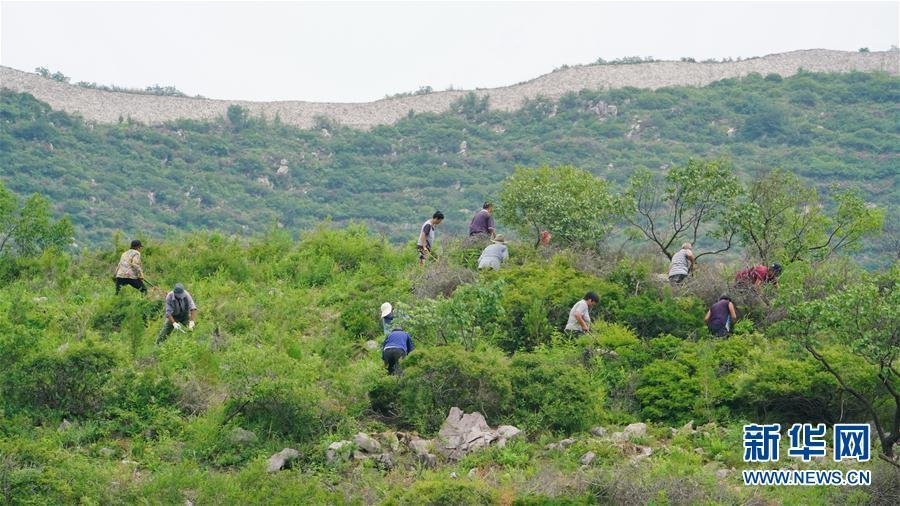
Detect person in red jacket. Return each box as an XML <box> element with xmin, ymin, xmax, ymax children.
<box><xmin>735</xmin><ymin>263</ymin><xmax>782</xmax><ymax>289</ymax></box>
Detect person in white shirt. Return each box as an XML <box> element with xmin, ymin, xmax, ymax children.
<box><xmin>668</xmin><ymin>242</ymin><xmax>695</xmax><ymax>284</ymax></box>
<box><xmin>477</xmin><ymin>235</ymin><xmax>509</xmax><ymax>270</ymax></box>
<box><xmin>565</xmin><ymin>292</ymin><xmax>599</xmax><ymax>334</ymax></box>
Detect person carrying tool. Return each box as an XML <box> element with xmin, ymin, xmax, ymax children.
<box><xmin>382</xmin><ymin>325</ymin><xmax>414</xmax><ymax>375</ymax></box>
<box><xmin>477</xmin><ymin>235</ymin><xmax>509</xmax><ymax>270</ymax></box>
<box><xmin>468</xmin><ymin>202</ymin><xmax>496</xmax><ymax>239</ymax></box>
<box><xmin>114</xmin><ymin>240</ymin><xmax>147</xmax><ymax>294</ymax></box>
<box><xmin>734</xmin><ymin>263</ymin><xmax>782</xmax><ymax>289</ymax></box>
<box><xmin>668</xmin><ymin>242</ymin><xmax>695</xmax><ymax>284</ymax></box>
<box><xmin>705</xmin><ymin>294</ymin><xmax>737</xmax><ymax>337</ymax></box>
<box><xmin>417</xmin><ymin>211</ymin><xmax>444</xmax><ymax>266</ymax></box>
<box><xmin>156</xmin><ymin>283</ymin><xmax>198</xmax><ymax>344</ymax></box>
<box><xmin>565</xmin><ymin>292</ymin><xmax>599</xmax><ymax>335</ymax></box>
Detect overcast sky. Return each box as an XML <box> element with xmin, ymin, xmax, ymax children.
<box><xmin>1</xmin><ymin>1</ymin><xmax>897</xmax><ymax>102</ymax></box>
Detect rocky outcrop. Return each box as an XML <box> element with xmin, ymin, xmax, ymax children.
<box><xmin>266</xmin><ymin>448</ymin><xmax>300</xmax><ymax>473</ymax></box>
<box><xmin>437</xmin><ymin>407</ymin><xmax>522</xmax><ymax>460</ymax></box>
<box><xmin>2</xmin><ymin>49</ymin><xmax>895</xmax><ymax>130</ymax></box>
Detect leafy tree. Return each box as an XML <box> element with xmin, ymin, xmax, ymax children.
<box><xmin>0</xmin><ymin>181</ymin><xmax>73</xmax><ymax>258</ymax></box>
<box><xmin>620</xmin><ymin>158</ymin><xmax>742</xmax><ymax>260</ymax></box>
<box><xmin>226</xmin><ymin>104</ymin><xmax>249</xmax><ymax>130</ymax></box>
<box><xmin>498</xmin><ymin>165</ymin><xmax>615</xmax><ymax>247</ymax></box>
<box><xmin>775</xmin><ymin>262</ymin><xmax>900</xmax><ymax>462</ymax></box>
<box><xmin>736</xmin><ymin>170</ymin><xmax>884</xmax><ymax>264</ymax></box>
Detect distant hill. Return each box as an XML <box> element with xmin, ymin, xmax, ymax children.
<box><xmin>1</xmin><ymin>49</ymin><xmax>897</xmax><ymax>129</ymax></box>
<box><xmin>1</xmin><ymin>67</ymin><xmax>897</xmax><ymax>265</ymax></box>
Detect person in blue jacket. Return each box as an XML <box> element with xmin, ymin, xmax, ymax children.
<box><xmin>382</xmin><ymin>325</ymin><xmax>414</xmax><ymax>375</ymax></box>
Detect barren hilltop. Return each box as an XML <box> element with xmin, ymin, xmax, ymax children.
<box><xmin>1</xmin><ymin>49</ymin><xmax>897</xmax><ymax>129</ymax></box>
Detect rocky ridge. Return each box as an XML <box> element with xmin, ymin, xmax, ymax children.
<box><xmin>1</xmin><ymin>49</ymin><xmax>896</xmax><ymax>129</ymax></box>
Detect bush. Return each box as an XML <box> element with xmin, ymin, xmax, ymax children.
<box><xmin>5</xmin><ymin>342</ymin><xmax>119</xmax><ymax>417</ymax></box>
<box><xmin>510</xmin><ymin>351</ymin><xmax>604</xmax><ymax>432</ymax></box>
<box><xmin>385</xmin><ymin>479</ymin><xmax>497</xmax><ymax>506</ymax></box>
<box><xmin>90</xmin><ymin>296</ymin><xmax>163</xmax><ymax>333</ymax></box>
<box><xmin>635</xmin><ymin>358</ymin><xmax>701</xmax><ymax>424</ymax></box>
<box><xmin>371</xmin><ymin>345</ymin><xmax>513</xmax><ymax>434</ymax></box>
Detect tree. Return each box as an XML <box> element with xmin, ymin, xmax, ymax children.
<box><xmin>226</xmin><ymin>104</ymin><xmax>249</xmax><ymax>130</ymax></box>
<box><xmin>498</xmin><ymin>165</ymin><xmax>615</xmax><ymax>247</ymax></box>
<box><xmin>775</xmin><ymin>262</ymin><xmax>899</xmax><ymax>462</ymax></box>
<box><xmin>0</xmin><ymin>181</ymin><xmax>73</xmax><ymax>258</ymax></box>
<box><xmin>736</xmin><ymin>170</ymin><xmax>884</xmax><ymax>264</ymax></box>
<box><xmin>620</xmin><ymin>158</ymin><xmax>742</xmax><ymax>260</ymax></box>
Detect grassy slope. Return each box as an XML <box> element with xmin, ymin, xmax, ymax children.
<box><xmin>1</xmin><ymin>71</ymin><xmax>897</xmax><ymax>266</ymax></box>
<box><xmin>0</xmin><ymin>228</ymin><xmax>895</xmax><ymax>504</ymax></box>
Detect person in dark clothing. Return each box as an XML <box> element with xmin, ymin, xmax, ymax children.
<box><xmin>382</xmin><ymin>327</ymin><xmax>414</xmax><ymax>375</ymax></box>
<box><xmin>705</xmin><ymin>294</ymin><xmax>737</xmax><ymax>337</ymax></box>
<box><xmin>468</xmin><ymin>202</ymin><xmax>496</xmax><ymax>238</ymax></box>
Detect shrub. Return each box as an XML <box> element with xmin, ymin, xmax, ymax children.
<box><xmin>371</xmin><ymin>345</ymin><xmax>512</xmax><ymax>434</ymax></box>
<box><xmin>385</xmin><ymin>479</ymin><xmax>497</xmax><ymax>506</ymax></box>
<box><xmin>635</xmin><ymin>358</ymin><xmax>701</xmax><ymax>424</ymax></box>
<box><xmin>5</xmin><ymin>343</ymin><xmax>119</xmax><ymax>417</ymax></box>
<box><xmin>510</xmin><ymin>351</ymin><xmax>604</xmax><ymax>432</ymax></box>
<box><xmin>90</xmin><ymin>296</ymin><xmax>163</xmax><ymax>333</ymax></box>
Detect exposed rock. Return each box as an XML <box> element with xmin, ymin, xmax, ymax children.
<box><xmin>58</xmin><ymin>419</ymin><xmax>73</xmax><ymax>432</ymax></box>
<box><xmin>373</xmin><ymin>452</ymin><xmax>395</xmax><ymax>470</ymax></box>
<box><xmin>276</xmin><ymin>165</ymin><xmax>289</xmax><ymax>176</ymax></box>
<box><xmin>266</xmin><ymin>448</ymin><xmax>300</xmax><ymax>473</ymax></box>
<box><xmin>364</xmin><ymin>340</ymin><xmax>379</xmax><ymax>351</ymax></box>
<box><xmin>256</xmin><ymin>176</ymin><xmax>273</xmax><ymax>189</ymax></box>
<box><xmin>681</xmin><ymin>420</ymin><xmax>695</xmax><ymax>433</ymax></box>
<box><xmin>450</xmin><ymin>471</ymin><xmax>458</xmax><ymax>479</ymax></box>
<box><xmin>545</xmin><ymin>438</ymin><xmax>576</xmax><ymax>451</ymax></box>
<box><xmin>408</xmin><ymin>437</ymin><xmax>433</xmax><ymax>457</ymax></box>
<box><xmin>467</xmin><ymin>468</ymin><xmax>477</xmax><ymax>477</ymax></box>
<box><xmin>99</xmin><ymin>447</ymin><xmax>116</xmax><ymax>458</ymax></box>
<box><xmin>715</xmin><ymin>468</ymin><xmax>730</xmax><ymax>480</ymax></box>
<box><xmin>229</xmin><ymin>427</ymin><xmax>257</xmax><ymax>446</ymax></box>
<box><xmin>353</xmin><ymin>432</ymin><xmax>382</xmax><ymax>454</ymax></box>
<box><xmin>33</xmin><ymin>296</ymin><xmax>48</xmax><ymax>303</ymax></box>
<box><xmin>623</xmin><ymin>422</ymin><xmax>647</xmax><ymax>439</ymax></box>
<box><xmin>57</xmin><ymin>342</ymin><xmax>69</xmax><ymax>354</ymax></box>
<box><xmin>326</xmin><ymin>441</ymin><xmax>352</xmax><ymax>465</ymax></box>
<box><xmin>458</xmin><ymin>140</ymin><xmax>468</xmax><ymax>155</ymax></box>
<box><xmin>437</xmin><ymin>407</ymin><xmax>498</xmax><ymax>460</ymax></box>
<box><xmin>496</xmin><ymin>425</ymin><xmax>522</xmax><ymax>447</ymax></box>
<box><xmin>590</xmin><ymin>426</ymin><xmax>608</xmax><ymax>437</ymax></box>
<box><xmin>580</xmin><ymin>451</ymin><xmax>597</xmax><ymax>466</ymax></box>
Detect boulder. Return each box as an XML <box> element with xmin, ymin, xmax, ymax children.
<box><xmin>266</xmin><ymin>448</ymin><xmax>300</xmax><ymax>473</ymax></box>
<box><xmin>373</xmin><ymin>452</ymin><xmax>395</xmax><ymax>470</ymax></box>
<box><xmin>545</xmin><ymin>438</ymin><xmax>576</xmax><ymax>451</ymax></box>
<box><xmin>590</xmin><ymin>426</ymin><xmax>608</xmax><ymax>437</ymax></box>
<box><xmin>715</xmin><ymin>468</ymin><xmax>730</xmax><ymax>480</ymax></box>
<box><xmin>437</xmin><ymin>407</ymin><xmax>497</xmax><ymax>460</ymax></box>
<box><xmin>229</xmin><ymin>427</ymin><xmax>257</xmax><ymax>446</ymax></box>
<box><xmin>623</xmin><ymin>423</ymin><xmax>647</xmax><ymax>439</ymax></box>
<box><xmin>496</xmin><ymin>425</ymin><xmax>521</xmax><ymax>447</ymax></box>
<box><xmin>580</xmin><ymin>451</ymin><xmax>597</xmax><ymax>466</ymax></box>
<box><xmin>353</xmin><ymin>432</ymin><xmax>382</xmax><ymax>454</ymax></box>
<box><xmin>325</xmin><ymin>441</ymin><xmax>352</xmax><ymax>465</ymax></box>
<box><xmin>364</xmin><ymin>340</ymin><xmax>379</xmax><ymax>351</ymax></box>
<box><xmin>408</xmin><ymin>437</ymin><xmax>433</xmax><ymax>457</ymax></box>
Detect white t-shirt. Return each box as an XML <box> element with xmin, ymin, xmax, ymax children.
<box><xmin>565</xmin><ymin>299</ymin><xmax>592</xmax><ymax>331</ymax></box>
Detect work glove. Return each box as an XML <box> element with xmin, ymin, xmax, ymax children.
<box><xmin>188</xmin><ymin>321</ymin><xmax>195</xmax><ymax>331</ymax></box>
<box><xmin>173</xmin><ymin>322</ymin><xmax>184</xmax><ymax>331</ymax></box>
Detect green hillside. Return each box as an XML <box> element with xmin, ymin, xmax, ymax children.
<box><xmin>1</xmin><ymin>71</ymin><xmax>897</xmax><ymax>264</ymax></box>
<box><xmin>1</xmin><ymin>229</ymin><xmax>897</xmax><ymax>504</ymax></box>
